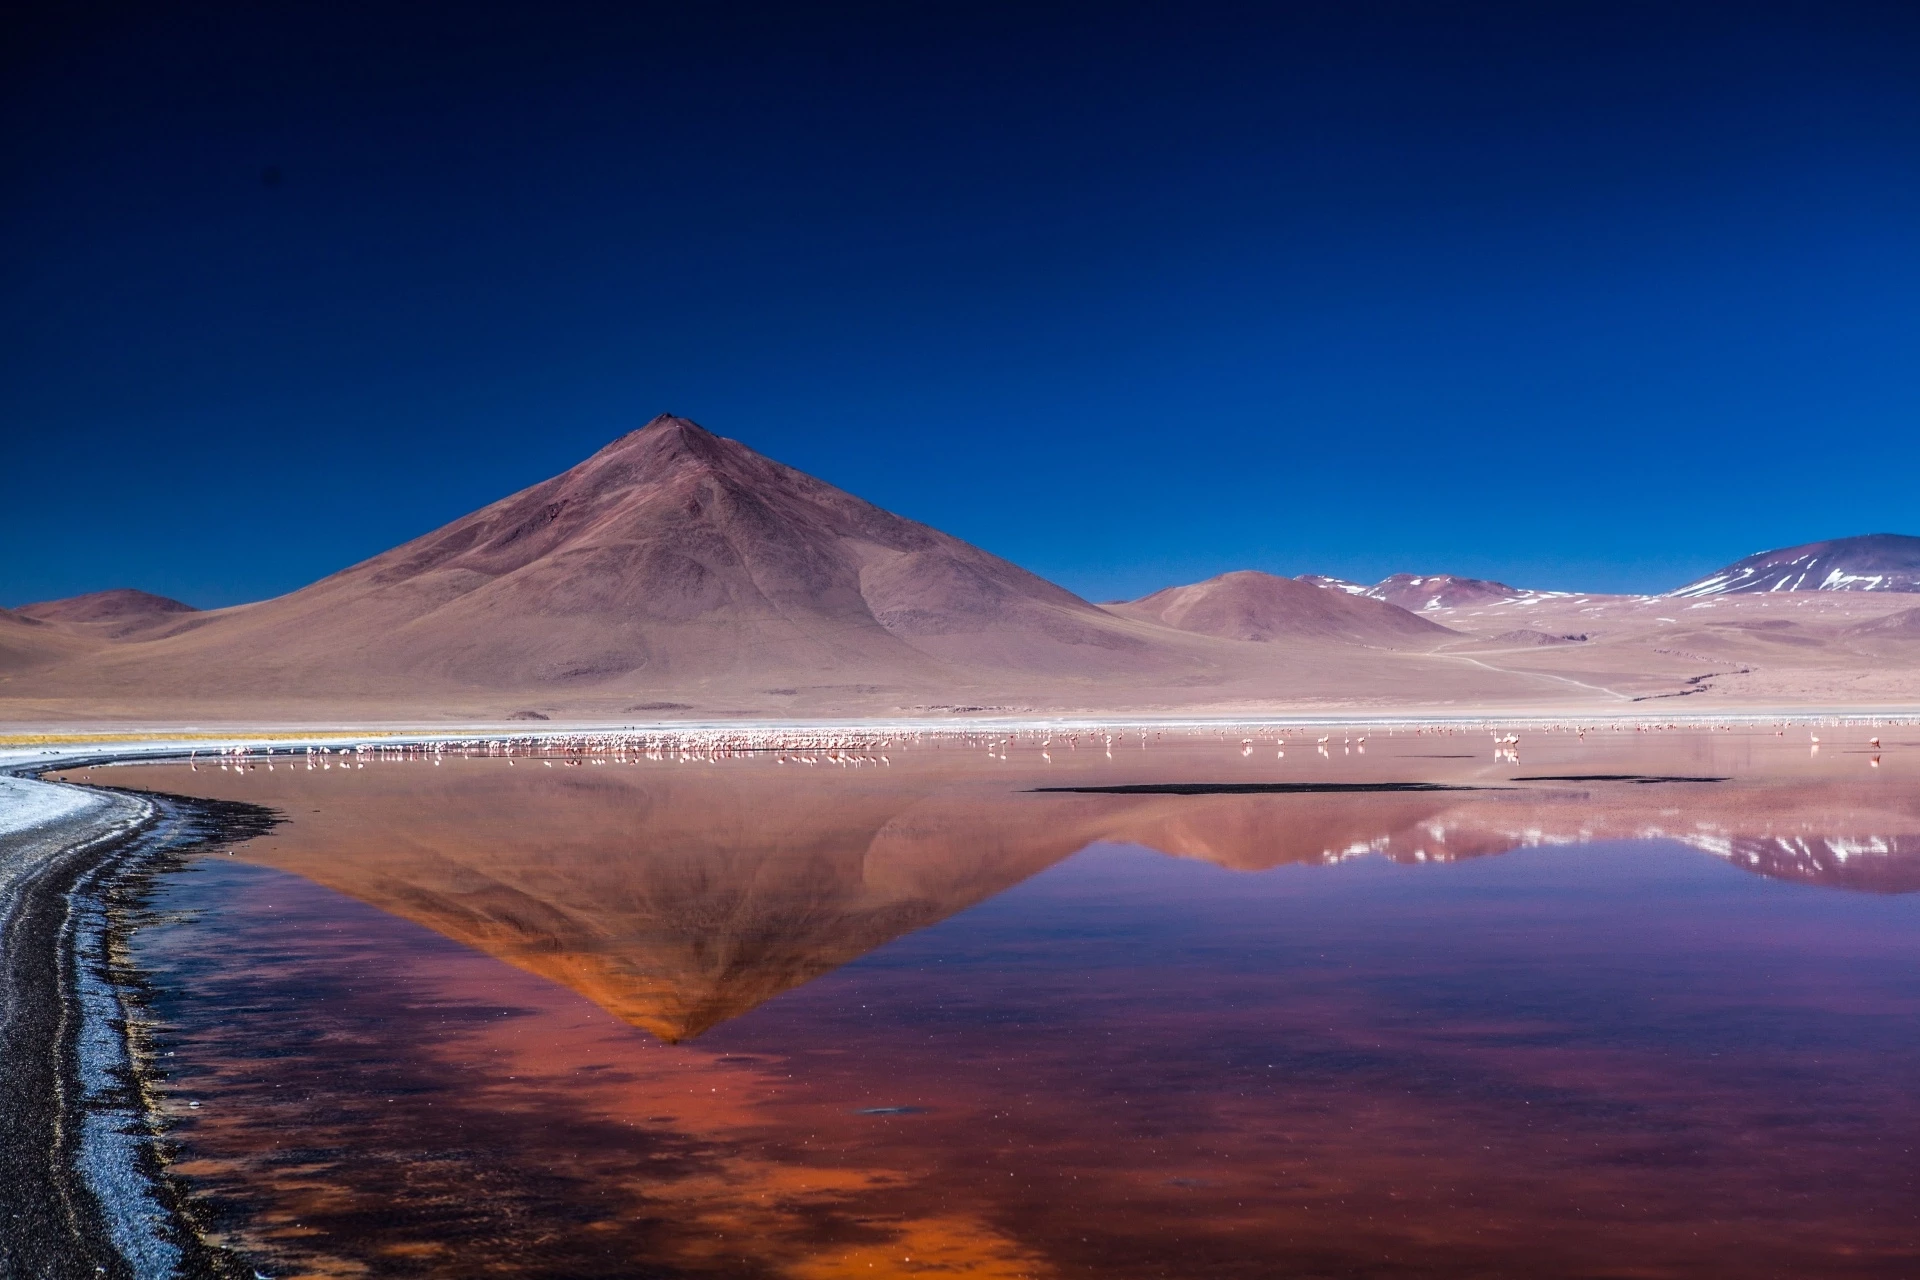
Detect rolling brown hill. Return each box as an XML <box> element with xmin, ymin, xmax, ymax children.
<box><xmin>17</xmin><ymin>588</ymin><xmax>198</xmax><ymax>640</ymax></box>
<box><xmin>1109</xmin><ymin>570</ymin><xmax>1453</xmax><ymax>645</ymax></box>
<box><xmin>1844</xmin><ymin>606</ymin><xmax>1920</xmax><ymax>642</ymax></box>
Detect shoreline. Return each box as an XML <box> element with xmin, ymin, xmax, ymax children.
<box><xmin>0</xmin><ymin>770</ymin><xmax>274</xmax><ymax>1279</ymax></box>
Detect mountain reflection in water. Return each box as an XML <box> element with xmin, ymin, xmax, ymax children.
<box><xmin>104</xmin><ymin>740</ymin><xmax>1920</xmax><ymax>1043</ymax></box>
<box><xmin>91</xmin><ymin>733</ymin><xmax>1920</xmax><ymax>1277</ymax></box>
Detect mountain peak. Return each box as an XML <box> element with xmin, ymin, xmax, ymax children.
<box><xmin>526</xmin><ymin>415</ymin><xmax>785</xmax><ymax>514</ymax></box>
<box><xmin>635</xmin><ymin>412</ymin><xmax>716</xmax><ymax>444</ymax></box>
<box><xmin>1669</xmin><ymin>533</ymin><xmax>1920</xmax><ymax>596</ymax></box>
<box><xmin>592</xmin><ymin>414</ymin><xmax>730</xmax><ymax>466</ymax></box>
<box><xmin>78</xmin><ymin>414</ymin><xmax>1159</xmax><ymax>696</ymax></box>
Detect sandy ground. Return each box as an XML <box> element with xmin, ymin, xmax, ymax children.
<box><xmin>1423</xmin><ymin>590</ymin><xmax>1920</xmax><ymax>709</ymax></box>
<box><xmin>7</xmin><ymin>589</ymin><xmax>1917</xmax><ymax>729</ymax></box>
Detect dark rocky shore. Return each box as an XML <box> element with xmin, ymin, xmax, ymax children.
<box><xmin>0</xmin><ymin>771</ymin><xmax>276</xmax><ymax>1280</ymax></box>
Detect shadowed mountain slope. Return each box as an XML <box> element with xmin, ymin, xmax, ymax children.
<box><xmin>1670</xmin><ymin>534</ymin><xmax>1920</xmax><ymax>596</ymax></box>
<box><xmin>1110</xmin><ymin>571</ymin><xmax>1453</xmax><ymax>645</ymax></box>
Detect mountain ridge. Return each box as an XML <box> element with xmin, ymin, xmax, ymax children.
<box><xmin>1668</xmin><ymin>534</ymin><xmax>1920</xmax><ymax>597</ymax></box>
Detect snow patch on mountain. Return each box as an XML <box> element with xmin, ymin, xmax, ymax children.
<box><xmin>1669</xmin><ymin>534</ymin><xmax>1920</xmax><ymax>597</ymax></box>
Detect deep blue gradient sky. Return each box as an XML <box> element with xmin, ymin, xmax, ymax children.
<box><xmin>6</xmin><ymin>0</ymin><xmax>1918</xmax><ymax>608</ymax></box>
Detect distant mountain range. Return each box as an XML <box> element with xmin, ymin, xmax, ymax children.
<box><xmin>1296</xmin><ymin>573</ymin><xmax>1537</xmax><ymax>611</ymax></box>
<box><xmin>4</xmin><ymin>416</ymin><xmax>1915</xmax><ymax>716</ymax></box>
<box><xmin>1297</xmin><ymin>535</ymin><xmax>1920</xmax><ymax>607</ymax></box>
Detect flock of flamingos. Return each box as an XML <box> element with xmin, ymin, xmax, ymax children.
<box><xmin>172</xmin><ymin>717</ymin><xmax>1904</xmax><ymax>775</ymax></box>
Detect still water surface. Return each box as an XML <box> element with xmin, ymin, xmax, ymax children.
<box><xmin>85</xmin><ymin>729</ymin><xmax>1920</xmax><ymax>1277</ymax></box>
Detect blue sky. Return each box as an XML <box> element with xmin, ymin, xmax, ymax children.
<box><xmin>5</xmin><ymin>0</ymin><xmax>1917</xmax><ymax>607</ymax></box>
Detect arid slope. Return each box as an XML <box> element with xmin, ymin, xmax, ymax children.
<box><xmin>0</xmin><ymin>610</ymin><xmax>100</xmax><ymax>680</ymax></box>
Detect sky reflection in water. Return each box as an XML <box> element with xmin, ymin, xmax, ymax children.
<box><xmin>94</xmin><ymin>731</ymin><xmax>1920</xmax><ymax>1277</ymax></box>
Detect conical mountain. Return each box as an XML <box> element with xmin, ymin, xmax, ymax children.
<box><xmin>38</xmin><ymin>417</ymin><xmax>1184</xmax><ymax>706</ymax></box>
